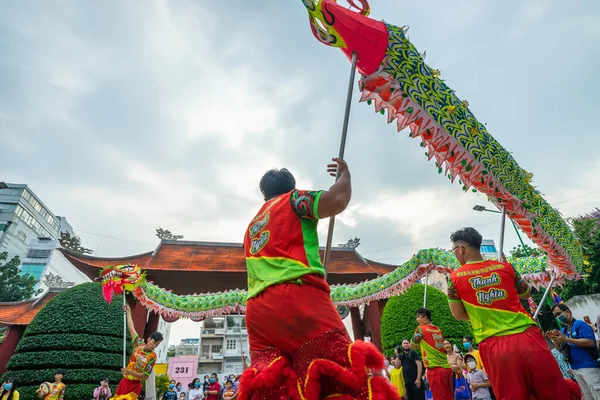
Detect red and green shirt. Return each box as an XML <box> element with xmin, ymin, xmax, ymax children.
<box><xmin>125</xmin><ymin>335</ymin><xmax>157</xmax><ymax>380</ymax></box>
<box><xmin>244</xmin><ymin>189</ymin><xmax>324</xmax><ymax>299</ymax></box>
<box><xmin>448</xmin><ymin>259</ymin><xmax>535</xmax><ymax>343</ymax></box>
<box><xmin>411</xmin><ymin>324</ymin><xmax>450</xmax><ymax>369</ymax></box>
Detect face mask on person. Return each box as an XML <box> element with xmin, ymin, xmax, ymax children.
<box><xmin>195</xmin><ymin>382</ymin><xmax>201</xmax><ymax>388</ymax></box>
<box><xmin>169</xmin><ymin>384</ymin><xmax>175</xmax><ymax>390</ymax></box>
<box><xmin>558</xmin><ymin>314</ymin><xmax>569</xmax><ymax>324</ymax></box>
<box><xmin>463</xmin><ymin>342</ymin><xmax>472</xmax><ymax>350</ymax></box>
<box><xmin>3</xmin><ymin>383</ymin><xmax>12</xmax><ymax>391</ymax></box>
<box><xmin>177</xmin><ymin>386</ymin><xmax>182</xmax><ymax>390</ymax></box>
<box><xmin>467</xmin><ymin>361</ymin><xmax>476</xmax><ymax>370</ymax></box>
<box><xmin>210</xmin><ymin>378</ymin><xmax>216</xmax><ymax>384</ymax></box>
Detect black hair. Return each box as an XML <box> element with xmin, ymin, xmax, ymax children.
<box><xmin>415</xmin><ymin>307</ymin><xmax>431</xmax><ymax>321</ymax></box>
<box><xmin>225</xmin><ymin>380</ymin><xmax>233</xmax><ymax>385</ymax></box>
<box><xmin>176</xmin><ymin>382</ymin><xmax>182</xmax><ymax>386</ymax></box>
<box><xmin>450</xmin><ymin>227</ymin><xmax>483</xmax><ymax>248</ymax></box>
<box><xmin>150</xmin><ymin>332</ymin><xmax>164</xmax><ymax>342</ymax></box>
<box><xmin>259</xmin><ymin>168</ymin><xmax>296</xmax><ymax>200</ymax></box>
<box><xmin>170</xmin><ymin>380</ymin><xmax>176</xmax><ymax>383</ymax></box>
<box><xmin>402</xmin><ymin>338</ymin><xmax>410</xmax><ymax>342</ymax></box>
<box><xmin>551</xmin><ymin>303</ymin><xmax>569</xmax><ymax>313</ymax></box>
<box><xmin>462</xmin><ymin>336</ymin><xmax>473</xmax><ymax>342</ymax></box>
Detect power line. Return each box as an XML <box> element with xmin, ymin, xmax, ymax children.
<box><xmin>74</xmin><ymin>230</ymin><xmax>156</xmax><ymax>247</ymax></box>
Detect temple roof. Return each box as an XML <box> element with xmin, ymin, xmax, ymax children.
<box><xmin>60</xmin><ymin>240</ymin><xmax>396</xmax><ymax>294</ymax></box>
<box><xmin>0</xmin><ymin>291</ymin><xmax>58</xmax><ymax>325</ymax></box>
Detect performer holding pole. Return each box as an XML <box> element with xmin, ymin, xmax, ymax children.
<box><xmin>240</xmin><ymin>160</ymin><xmax>398</xmax><ymax>399</ymax></box>
<box><xmin>111</xmin><ymin>304</ymin><xmax>163</xmax><ymax>400</ymax></box>
<box><xmin>446</xmin><ymin>227</ymin><xmax>571</xmax><ymax>399</ymax></box>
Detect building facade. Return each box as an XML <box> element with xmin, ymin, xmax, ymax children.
<box><xmin>0</xmin><ymin>183</ymin><xmax>80</xmax><ymax>289</ymax></box>
<box><xmin>196</xmin><ymin>315</ymin><xmax>248</xmax><ymax>377</ymax></box>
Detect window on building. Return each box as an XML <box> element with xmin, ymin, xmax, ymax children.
<box><xmin>226</xmin><ymin>340</ymin><xmax>237</xmax><ymax>351</ymax></box>
<box><xmin>211</xmin><ymin>344</ymin><xmax>222</xmax><ymax>354</ymax></box>
<box><xmin>20</xmin><ymin>264</ymin><xmax>45</xmax><ymax>281</ymax></box>
<box><xmin>16</xmin><ymin>231</ymin><xmax>26</xmax><ymax>243</ymax></box>
<box><xmin>480</xmin><ymin>245</ymin><xmax>497</xmax><ymax>253</ymax></box>
<box><xmin>27</xmin><ymin>249</ymin><xmax>52</xmax><ymax>259</ymax></box>
<box><xmin>202</xmin><ymin>345</ymin><xmax>209</xmax><ymax>358</ymax></box>
<box><xmin>0</xmin><ymin>203</ymin><xmax>16</xmax><ymax>213</ymax></box>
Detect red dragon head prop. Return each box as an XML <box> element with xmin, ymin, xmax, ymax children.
<box><xmin>98</xmin><ymin>264</ymin><xmax>144</xmax><ymax>303</ymax></box>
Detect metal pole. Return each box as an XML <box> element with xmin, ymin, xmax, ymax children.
<box><xmin>323</xmin><ymin>52</ymin><xmax>358</xmax><ymax>280</ymax></box>
<box><xmin>123</xmin><ymin>292</ymin><xmax>127</xmax><ymax>368</ymax></box>
<box><xmin>423</xmin><ymin>268</ymin><xmax>429</xmax><ymax>307</ymax></box>
<box><xmin>498</xmin><ymin>206</ymin><xmax>507</xmax><ymax>261</ymax></box>
<box><xmin>533</xmin><ymin>271</ymin><xmax>557</xmax><ymax>320</ymax></box>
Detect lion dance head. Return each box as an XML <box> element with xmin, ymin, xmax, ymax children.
<box><xmin>98</xmin><ymin>264</ymin><xmax>144</xmax><ymax>303</ymax></box>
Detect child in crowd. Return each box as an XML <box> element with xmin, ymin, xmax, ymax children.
<box><xmin>464</xmin><ymin>354</ymin><xmax>491</xmax><ymax>400</ymax></box>
<box><xmin>222</xmin><ymin>380</ymin><xmax>237</xmax><ymax>400</ymax></box>
<box><xmin>389</xmin><ymin>356</ymin><xmax>406</xmax><ymax>399</ymax></box>
<box><xmin>162</xmin><ymin>383</ymin><xmax>178</xmax><ymax>400</ymax></box>
<box><xmin>37</xmin><ymin>371</ymin><xmax>66</xmax><ymax>400</ymax></box>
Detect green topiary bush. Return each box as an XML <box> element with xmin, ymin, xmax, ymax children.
<box><xmin>381</xmin><ymin>284</ymin><xmax>473</xmax><ymax>356</ymax></box>
<box><xmin>1</xmin><ymin>282</ymin><xmax>132</xmax><ymax>399</ymax></box>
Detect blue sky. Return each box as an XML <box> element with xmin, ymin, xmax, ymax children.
<box><xmin>1</xmin><ymin>1</ymin><xmax>599</xmax><ymax>342</ymax></box>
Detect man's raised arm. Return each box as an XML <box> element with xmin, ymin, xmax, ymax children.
<box><xmin>318</xmin><ymin>158</ymin><xmax>352</xmax><ymax>219</ymax></box>
<box><xmin>124</xmin><ymin>304</ymin><xmax>138</xmax><ymax>339</ymax></box>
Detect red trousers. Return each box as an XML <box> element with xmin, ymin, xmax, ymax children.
<box><xmin>479</xmin><ymin>326</ymin><xmax>570</xmax><ymax>400</ymax></box>
<box><xmin>114</xmin><ymin>378</ymin><xmax>142</xmax><ymax>398</ymax></box>
<box><xmin>240</xmin><ymin>274</ymin><xmax>399</xmax><ymax>400</ymax></box>
<box><xmin>427</xmin><ymin>367</ymin><xmax>453</xmax><ymax>400</ymax></box>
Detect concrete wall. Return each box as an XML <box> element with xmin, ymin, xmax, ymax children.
<box><xmin>566</xmin><ymin>293</ymin><xmax>600</xmax><ymax>325</ymax></box>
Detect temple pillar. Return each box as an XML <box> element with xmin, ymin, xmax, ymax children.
<box><xmin>366</xmin><ymin>301</ymin><xmax>382</xmax><ymax>351</ymax></box>
<box><xmin>0</xmin><ymin>325</ymin><xmax>26</xmax><ymax>374</ymax></box>
<box><xmin>350</xmin><ymin>306</ymin><xmax>364</xmax><ymax>342</ymax></box>
<box><xmin>144</xmin><ymin>311</ymin><xmax>160</xmax><ymax>339</ymax></box>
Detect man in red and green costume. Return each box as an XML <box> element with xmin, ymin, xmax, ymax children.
<box><xmin>447</xmin><ymin>227</ymin><xmax>570</xmax><ymax>400</ymax></box>
<box><xmin>111</xmin><ymin>305</ymin><xmax>163</xmax><ymax>400</ymax></box>
<box><xmin>239</xmin><ymin>158</ymin><xmax>399</xmax><ymax>400</ymax></box>
<box><xmin>410</xmin><ymin>307</ymin><xmax>453</xmax><ymax>400</ymax></box>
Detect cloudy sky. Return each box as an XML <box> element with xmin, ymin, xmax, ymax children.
<box><xmin>2</xmin><ymin>0</ymin><xmax>599</xmax><ymax>344</ymax></box>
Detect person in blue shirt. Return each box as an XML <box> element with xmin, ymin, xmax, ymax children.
<box><xmin>162</xmin><ymin>383</ymin><xmax>178</xmax><ymax>400</ymax></box>
<box><xmin>549</xmin><ymin>303</ymin><xmax>600</xmax><ymax>399</ymax></box>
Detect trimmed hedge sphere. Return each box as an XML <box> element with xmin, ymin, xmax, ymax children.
<box><xmin>1</xmin><ymin>282</ymin><xmax>132</xmax><ymax>399</ymax></box>
<box><xmin>381</xmin><ymin>284</ymin><xmax>473</xmax><ymax>356</ymax></box>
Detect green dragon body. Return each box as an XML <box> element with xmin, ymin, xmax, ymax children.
<box><xmin>100</xmin><ymin>249</ymin><xmax>554</xmax><ymax>320</ymax></box>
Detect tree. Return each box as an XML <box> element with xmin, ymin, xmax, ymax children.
<box><xmin>509</xmin><ymin>244</ymin><xmax>545</xmax><ymax>258</ymax></box>
<box><xmin>0</xmin><ymin>252</ymin><xmax>41</xmax><ymax>302</ymax></box>
<box><xmin>156</xmin><ymin>228</ymin><xmax>184</xmax><ymax>241</ymax></box>
<box><xmin>59</xmin><ymin>232</ymin><xmax>93</xmax><ymax>255</ymax></box>
<box><xmin>381</xmin><ymin>284</ymin><xmax>473</xmax><ymax>356</ymax></box>
<box><xmin>1</xmin><ymin>282</ymin><xmax>132</xmax><ymax>399</ymax></box>
<box><xmin>155</xmin><ymin>374</ymin><xmax>170</xmax><ymax>398</ymax></box>
<box><xmin>559</xmin><ymin>208</ymin><xmax>600</xmax><ymax>300</ymax></box>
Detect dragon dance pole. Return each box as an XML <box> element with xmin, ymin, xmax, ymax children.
<box><xmin>323</xmin><ymin>52</ymin><xmax>358</xmax><ymax>280</ymax></box>
<box><xmin>533</xmin><ymin>271</ymin><xmax>557</xmax><ymax>320</ymax></box>
<box><xmin>423</xmin><ymin>267</ymin><xmax>429</xmax><ymax>307</ymax></box>
<box><xmin>498</xmin><ymin>206</ymin><xmax>507</xmax><ymax>261</ymax></box>
<box><xmin>123</xmin><ymin>293</ymin><xmax>127</xmax><ymax>368</ymax></box>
